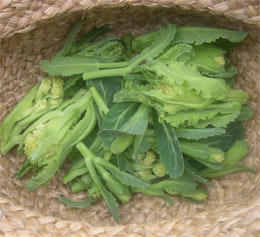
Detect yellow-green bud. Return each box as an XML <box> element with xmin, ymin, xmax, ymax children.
<box><xmin>152</xmin><ymin>163</ymin><xmax>166</xmax><ymax>177</ymax></box>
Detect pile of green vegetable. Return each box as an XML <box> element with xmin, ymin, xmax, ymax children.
<box><xmin>0</xmin><ymin>21</ymin><xmax>255</xmax><ymax>223</ymax></box>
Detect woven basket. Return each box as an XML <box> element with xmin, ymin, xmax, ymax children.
<box><xmin>0</xmin><ymin>1</ymin><xmax>259</xmax><ymax>236</ymax></box>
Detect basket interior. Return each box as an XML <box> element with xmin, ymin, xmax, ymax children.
<box><xmin>0</xmin><ymin>5</ymin><xmax>259</xmax><ymax>227</ymax></box>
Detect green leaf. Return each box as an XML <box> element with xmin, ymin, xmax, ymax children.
<box><xmin>41</xmin><ymin>56</ymin><xmax>99</xmax><ymax>77</ymax></box>
<box><xmin>201</xmin><ymin>164</ymin><xmax>256</xmax><ymax>178</ymax></box>
<box><xmin>175</xmin><ymin>128</ymin><xmax>226</xmax><ymax>140</ymax></box>
<box><xmin>74</xmin><ymin>27</ymin><xmax>110</xmax><ymax>50</ymax></box>
<box><xmin>153</xmin><ymin>113</ymin><xmax>184</xmax><ymax>179</ymax></box>
<box><xmin>130</xmin><ymin>187</ymin><xmax>173</xmax><ymax>205</ymax></box>
<box><xmin>184</xmin><ymin>161</ymin><xmax>212</xmax><ymax>186</ymax></box>
<box><xmin>55</xmin><ymin>21</ymin><xmax>81</xmax><ymax>57</ymax></box>
<box><xmin>237</xmin><ymin>105</ymin><xmax>253</xmax><ymax>121</ymax></box>
<box><xmin>222</xmin><ymin>140</ymin><xmax>249</xmax><ymax>167</ymax></box>
<box><xmin>156</xmin><ymin>43</ymin><xmax>193</xmax><ymax>63</ymax></box>
<box><xmin>58</xmin><ymin>195</ymin><xmax>95</xmax><ymax>208</ymax></box>
<box><xmin>173</xmin><ymin>26</ymin><xmax>248</xmax><ymax>45</ymax></box>
<box><xmin>133</xmin><ymin>134</ymin><xmax>150</xmax><ymax>160</ymax></box>
<box><xmin>80</xmin><ymin>145</ymin><xmax>120</xmax><ymax>223</ymax></box>
<box><xmin>88</xmin><ymin>77</ymin><xmax>122</xmax><ymax>108</ymax></box>
<box><xmin>163</xmin><ymin>102</ymin><xmax>241</xmax><ymax>128</ymax></box>
<box><xmin>146</xmin><ymin>60</ymin><xmax>230</xmax><ymax>101</ymax></box>
<box><xmin>100</xmin><ymin>102</ymin><xmax>150</xmax><ymax>136</ymax></box>
<box><xmin>117</xmin><ymin>153</ymin><xmax>134</xmax><ymax>173</ymax></box>
<box><xmin>180</xmin><ymin>140</ymin><xmax>210</xmax><ymax>159</ymax></box>
<box><xmin>188</xmin><ymin>44</ymin><xmax>226</xmax><ymax>74</ymax></box>
<box><xmin>95</xmin><ymin>156</ymin><xmax>148</xmax><ymax>187</ymax></box>
<box><xmin>129</xmin><ymin>24</ymin><xmax>176</xmax><ymax>69</ymax></box>
<box><xmin>199</xmin><ymin>121</ymin><xmax>245</xmax><ymax>151</ymax></box>
<box><xmin>64</xmin><ymin>74</ymin><xmax>83</xmax><ymax>91</ymax></box>
<box><xmin>190</xmin><ymin>157</ymin><xmax>222</xmax><ymax>169</ymax></box>
<box><xmin>149</xmin><ymin>174</ymin><xmax>197</xmax><ymax>194</ymax></box>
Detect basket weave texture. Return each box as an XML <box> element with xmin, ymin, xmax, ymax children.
<box><xmin>0</xmin><ymin>0</ymin><xmax>259</xmax><ymax>236</ymax></box>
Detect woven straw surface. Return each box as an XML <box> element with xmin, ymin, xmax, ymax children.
<box><xmin>0</xmin><ymin>0</ymin><xmax>259</xmax><ymax>236</ymax></box>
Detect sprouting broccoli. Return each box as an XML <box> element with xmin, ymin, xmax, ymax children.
<box><xmin>0</xmin><ymin>77</ymin><xmax>64</xmax><ymax>155</ymax></box>
<box><xmin>152</xmin><ymin>163</ymin><xmax>167</xmax><ymax>177</ymax></box>
<box><xmin>16</xmin><ymin>89</ymin><xmax>96</xmax><ymax>190</ymax></box>
<box><xmin>139</xmin><ymin>150</ymin><xmax>157</xmax><ymax>166</ymax></box>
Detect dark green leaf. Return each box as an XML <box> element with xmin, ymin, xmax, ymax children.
<box><xmin>180</xmin><ymin>140</ymin><xmax>210</xmax><ymax>160</ymax></box>
<box><xmin>149</xmin><ymin>174</ymin><xmax>197</xmax><ymax>194</ymax></box>
<box><xmin>175</xmin><ymin>128</ymin><xmax>226</xmax><ymax>140</ymax></box>
<box><xmin>88</xmin><ymin>77</ymin><xmax>122</xmax><ymax>108</ymax></box>
<box><xmin>237</xmin><ymin>105</ymin><xmax>253</xmax><ymax>121</ymax></box>
<box><xmin>55</xmin><ymin>21</ymin><xmax>81</xmax><ymax>57</ymax></box>
<box><xmin>133</xmin><ymin>134</ymin><xmax>150</xmax><ymax>160</ymax></box>
<box><xmin>153</xmin><ymin>113</ymin><xmax>184</xmax><ymax>179</ymax></box>
<box><xmin>201</xmin><ymin>164</ymin><xmax>256</xmax><ymax>178</ymax></box>
<box><xmin>95</xmin><ymin>157</ymin><xmax>148</xmax><ymax>187</ymax></box>
<box><xmin>58</xmin><ymin>195</ymin><xmax>95</xmax><ymax>208</ymax></box>
<box><xmin>199</xmin><ymin>122</ymin><xmax>245</xmax><ymax>151</ymax></box>
<box><xmin>184</xmin><ymin>161</ymin><xmax>212</xmax><ymax>186</ymax></box>
<box><xmin>100</xmin><ymin>102</ymin><xmax>149</xmax><ymax>136</ymax></box>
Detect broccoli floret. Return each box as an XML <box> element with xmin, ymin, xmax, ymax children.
<box><xmin>0</xmin><ymin>77</ymin><xmax>64</xmax><ymax>155</ymax></box>
<box><xmin>138</xmin><ymin>150</ymin><xmax>157</xmax><ymax>166</ymax></box>
<box><xmin>152</xmin><ymin>163</ymin><xmax>166</xmax><ymax>177</ymax></box>
<box><xmin>17</xmin><ymin>90</ymin><xmax>97</xmax><ymax>191</ymax></box>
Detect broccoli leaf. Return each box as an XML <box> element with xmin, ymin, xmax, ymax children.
<box><xmin>153</xmin><ymin>113</ymin><xmax>184</xmax><ymax>179</ymax></box>
<box><xmin>149</xmin><ymin>174</ymin><xmax>197</xmax><ymax>194</ymax></box>
<box><xmin>55</xmin><ymin>21</ymin><xmax>81</xmax><ymax>57</ymax></box>
<box><xmin>188</xmin><ymin>44</ymin><xmax>226</xmax><ymax>74</ymax></box>
<box><xmin>41</xmin><ymin>56</ymin><xmax>99</xmax><ymax>76</ymax></box>
<box><xmin>201</xmin><ymin>164</ymin><xmax>256</xmax><ymax>178</ymax></box>
<box><xmin>173</xmin><ymin>26</ymin><xmax>247</xmax><ymax>45</ymax></box>
<box><xmin>100</xmin><ymin>102</ymin><xmax>150</xmax><ymax>136</ymax></box>
<box><xmin>237</xmin><ymin>105</ymin><xmax>253</xmax><ymax>121</ymax></box>
<box><xmin>175</xmin><ymin>127</ymin><xmax>226</xmax><ymax>140</ymax></box>
<box><xmin>58</xmin><ymin>195</ymin><xmax>95</xmax><ymax>208</ymax></box>
<box><xmin>88</xmin><ymin>77</ymin><xmax>122</xmax><ymax>108</ymax></box>
<box><xmin>185</xmin><ymin>162</ymin><xmax>212</xmax><ymax>186</ymax></box>
<box><xmin>180</xmin><ymin>140</ymin><xmax>210</xmax><ymax>160</ymax></box>
<box><xmin>133</xmin><ymin>134</ymin><xmax>150</xmax><ymax>160</ymax></box>
<box><xmin>199</xmin><ymin>121</ymin><xmax>245</xmax><ymax>151</ymax></box>
<box><xmin>95</xmin><ymin>156</ymin><xmax>148</xmax><ymax>187</ymax></box>
<box><xmin>145</xmin><ymin>60</ymin><xmax>230</xmax><ymax>101</ymax></box>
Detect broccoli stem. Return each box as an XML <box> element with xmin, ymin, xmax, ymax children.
<box><xmin>111</xmin><ymin>135</ymin><xmax>135</xmax><ymax>154</ymax></box>
<box><xmin>84</xmin><ymin>67</ymin><xmax>128</xmax><ymax>80</ymax></box>
<box><xmin>98</xmin><ymin>61</ymin><xmax>129</xmax><ymax>69</ymax></box>
<box><xmin>90</xmin><ymin>87</ymin><xmax>109</xmax><ymax>115</ymax></box>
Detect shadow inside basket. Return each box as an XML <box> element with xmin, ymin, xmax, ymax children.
<box><xmin>0</xmin><ymin>5</ymin><xmax>259</xmax><ymax>226</ymax></box>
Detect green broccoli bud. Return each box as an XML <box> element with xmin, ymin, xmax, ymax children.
<box><xmin>152</xmin><ymin>163</ymin><xmax>166</xmax><ymax>177</ymax></box>
<box><xmin>208</xmin><ymin>147</ymin><xmax>225</xmax><ymax>163</ymax></box>
<box><xmin>142</xmin><ymin>150</ymin><xmax>157</xmax><ymax>166</ymax></box>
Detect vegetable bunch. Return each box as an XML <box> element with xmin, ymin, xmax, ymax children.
<box><xmin>0</xmin><ymin>21</ymin><xmax>255</xmax><ymax>223</ymax></box>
